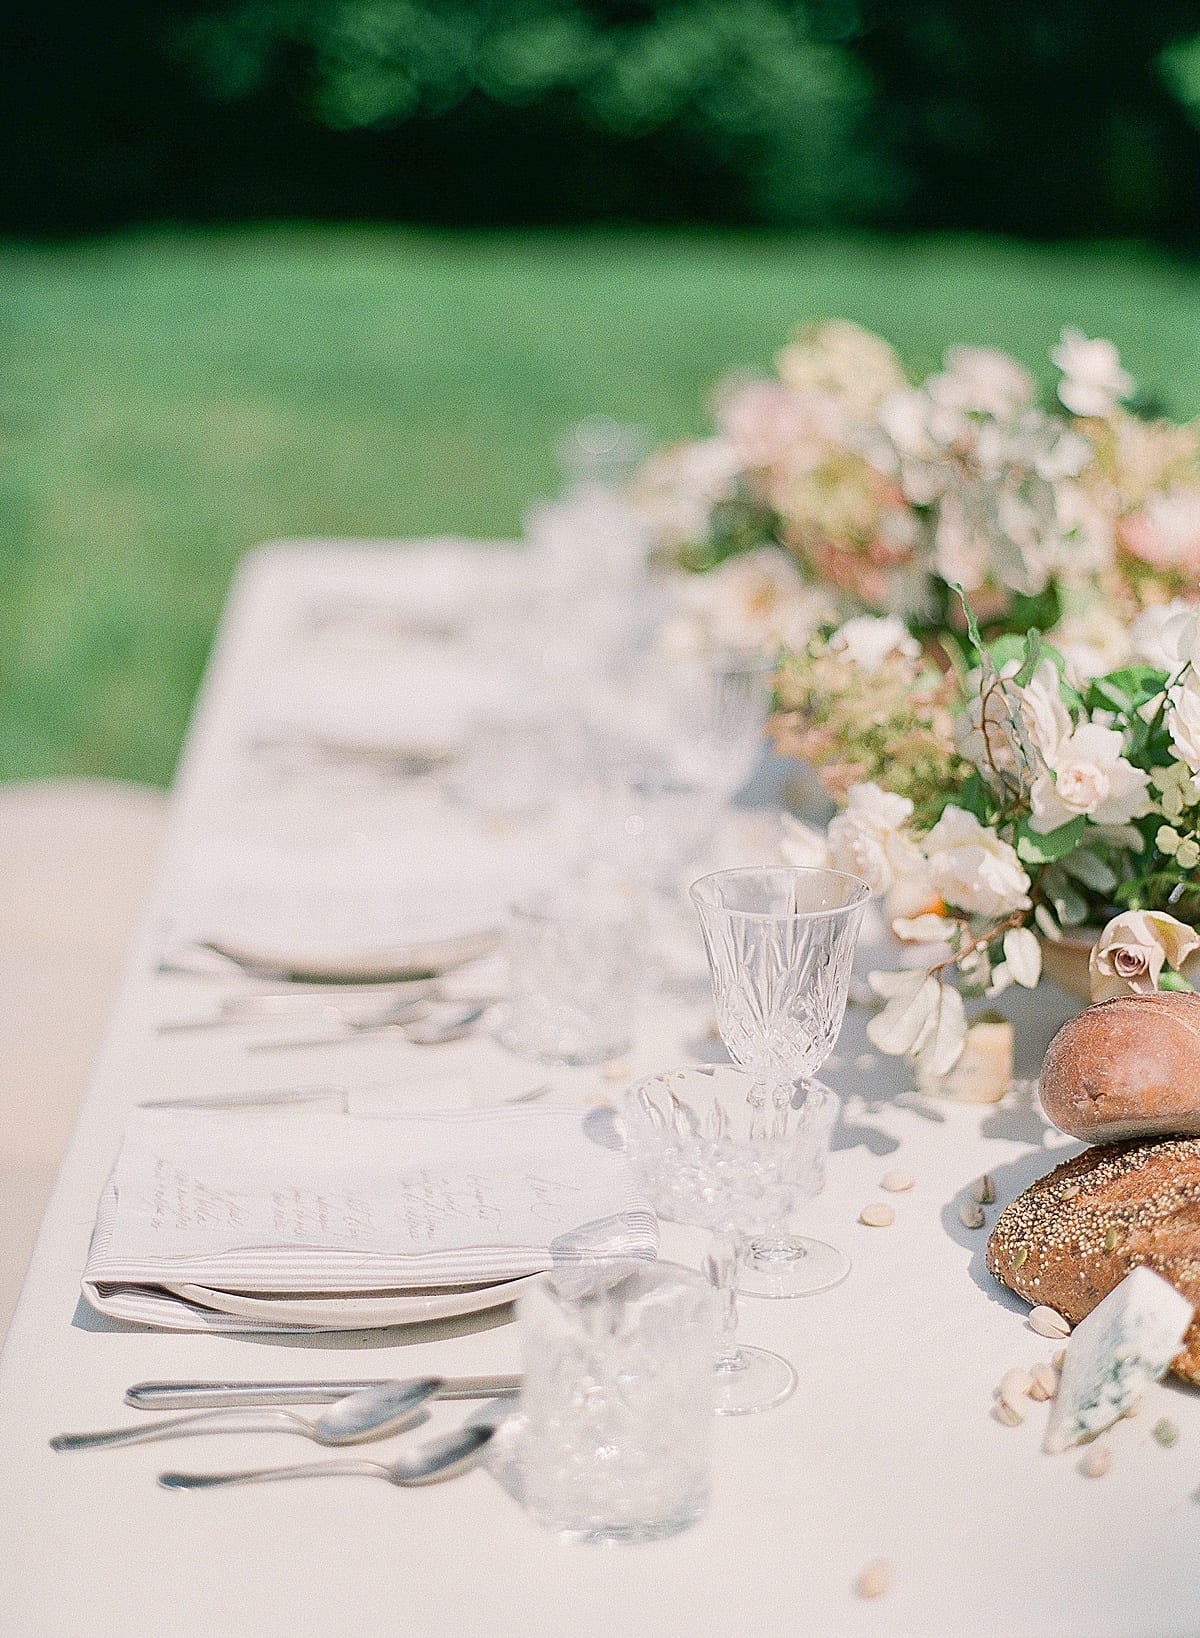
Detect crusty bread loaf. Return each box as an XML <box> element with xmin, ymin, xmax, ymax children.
<box><xmin>986</xmin><ymin>1138</ymin><xmax>1200</xmax><ymax>1384</ymax></box>
<box><xmin>1038</xmin><ymin>991</ymin><xmax>1200</xmax><ymax>1142</ymax></box>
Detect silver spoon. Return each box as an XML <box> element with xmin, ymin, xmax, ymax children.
<box><xmin>50</xmin><ymin>1378</ymin><xmax>442</xmax><ymax>1452</ymax></box>
<box><xmin>158</xmin><ymin>1423</ymin><xmax>494</xmax><ymax>1490</ymax></box>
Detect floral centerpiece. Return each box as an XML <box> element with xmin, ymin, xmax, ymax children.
<box><xmin>774</xmin><ymin>602</ymin><xmax>1200</xmax><ymax>1077</ymax></box>
<box><xmin>635</xmin><ymin>319</ymin><xmax>1200</xmax><ymax>1080</ymax></box>
<box><xmin>635</xmin><ymin>321</ymin><xmax>1200</xmax><ymax>666</ymax></box>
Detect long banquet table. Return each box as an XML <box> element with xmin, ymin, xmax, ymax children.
<box><xmin>3</xmin><ymin>540</ymin><xmax>1198</xmax><ymax>1638</ymax></box>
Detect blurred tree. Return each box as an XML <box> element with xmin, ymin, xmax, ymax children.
<box><xmin>5</xmin><ymin>0</ymin><xmax>1200</xmax><ymax>236</ymax></box>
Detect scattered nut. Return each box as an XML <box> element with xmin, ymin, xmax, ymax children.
<box><xmin>998</xmin><ymin>1367</ymin><xmax>1033</xmax><ymax>1401</ymax></box>
<box><xmin>854</xmin><ymin>1559</ymin><xmax>892</xmax><ymax>1599</ymax></box>
<box><xmin>1028</xmin><ymin>1362</ymin><xmax>1058</xmax><ymax>1401</ymax></box>
<box><xmin>1029</xmin><ymin>1306</ymin><xmax>1071</xmax><ymax>1340</ymax></box>
<box><xmin>1061</xmin><ymin>1181</ymin><xmax>1081</xmax><ymax>1200</ymax></box>
<box><xmin>880</xmin><ymin>1170</ymin><xmax>915</xmax><ymax>1193</ymax></box>
<box><xmin>1154</xmin><ymin>1418</ymin><xmax>1180</xmax><ymax>1448</ymax></box>
<box><xmin>959</xmin><ymin>1200</ymin><xmax>986</xmax><ymax>1229</ymax></box>
<box><xmin>859</xmin><ymin>1204</ymin><xmax>895</xmax><ymax>1228</ymax></box>
<box><xmin>994</xmin><ymin>1396</ymin><xmax>1026</xmax><ymax>1426</ymax></box>
<box><xmin>1103</xmin><ymin>1225</ymin><xmax>1122</xmax><ymax>1252</ymax></box>
<box><xmin>1013</xmin><ymin>1245</ymin><xmax>1029</xmax><ymax>1269</ymax></box>
<box><xmin>1080</xmin><ymin>1444</ymin><xmax>1111</xmax><ymax>1478</ymax></box>
<box><xmin>971</xmin><ymin>1173</ymin><xmax>996</xmax><ymax>1204</ymax></box>
<box><xmin>600</xmin><ymin>1060</ymin><xmax>631</xmax><ymax>1082</ymax></box>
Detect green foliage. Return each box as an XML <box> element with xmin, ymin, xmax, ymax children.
<box><xmin>1014</xmin><ymin>816</ymin><xmax>1087</xmax><ymax>865</ymax></box>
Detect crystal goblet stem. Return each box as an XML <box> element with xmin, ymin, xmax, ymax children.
<box><xmin>702</xmin><ymin>1232</ymin><xmax>797</xmax><ymax>1413</ymax></box>
<box><xmin>690</xmin><ymin>866</ymin><xmax>869</xmax><ymax>1299</ymax></box>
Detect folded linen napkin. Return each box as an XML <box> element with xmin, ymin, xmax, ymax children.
<box><xmin>82</xmin><ymin>1102</ymin><xmax>655</xmax><ymax>1332</ymax></box>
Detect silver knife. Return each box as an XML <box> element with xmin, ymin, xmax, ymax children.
<box><xmin>126</xmin><ymin>1373</ymin><xmax>521</xmax><ymax>1410</ymax></box>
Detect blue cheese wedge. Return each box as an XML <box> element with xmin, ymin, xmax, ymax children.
<box><xmin>1044</xmin><ymin>1268</ymin><xmax>1194</xmax><ymax>1453</ymax></box>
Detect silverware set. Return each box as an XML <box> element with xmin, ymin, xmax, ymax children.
<box><xmin>50</xmin><ymin>1374</ymin><xmax>521</xmax><ymax>1492</ymax></box>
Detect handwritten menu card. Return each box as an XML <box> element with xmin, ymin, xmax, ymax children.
<box><xmin>82</xmin><ymin>1103</ymin><xmax>655</xmax><ymax>1332</ymax></box>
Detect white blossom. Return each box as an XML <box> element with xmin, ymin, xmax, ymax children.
<box><xmin>955</xmin><ymin>658</ymin><xmax>1070</xmax><ymax>784</ymax></box>
<box><xmin>828</xmin><ymin>614</ymin><xmax>919</xmax><ymax>675</ymax></box>
<box><xmin>1028</xmin><ymin>722</ymin><xmax>1152</xmax><ymax>832</ymax></box>
<box><xmin>1051</xmin><ymin>328</ymin><xmax>1134</xmax><ymax>419</ymax></box>
<box><xmin>923</xmin><ymin>805</ymin><xmax>1032</xmax><ymax>919</ymax></box>
<box><xmin>1130</xmin><ymin>599</ymin><xmax>1198</xmax><ymax>673</ymax></box>
<box><xmin>824</xmin><ymin>782</ymin><xmax>927</xmax><ymax>900</ymax></box>
<box><xmin>1003</xmin><ymin>926</ymin><xmax>1043</xmax><ymax>988</ymax></box>
<box><xmin>1168</xmin><ymin>670</ymin><xmax>1200</xmax><ymax>774</ymax></box>
<box><xmin>930</xmin><ymin>347</ymin><xmax>1036</xmax><ymax>420</ymax></box>
<box><xmin>666</xmin><ymin>547</ymin><xmax>836</xmax><ymax>656</ymax></box>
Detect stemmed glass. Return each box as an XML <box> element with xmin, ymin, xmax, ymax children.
<box><xmin>620</xmin><ymin>1064</ymin><xmax>838</xmax><ymax>1415</ymax></box>
<box><xmin>690</xmin><ymin>866</ymin><xmax>869</xmax><ymax>1298</ymax></box>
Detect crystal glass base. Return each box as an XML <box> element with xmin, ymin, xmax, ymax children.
<box><xmin>548</xmin><ymin>1485</ymin><xmax>709</xmax><ymax>1545</ymax></box>
<box><xmin>739</xmin><ymin>1235</ymin><xmax>851</xmax><ymax>1299</ymax></box>
<box><xmin>713</xmin><ymin>1345</ymin><xmax>797</xmax><ymax>1415</ymax></box>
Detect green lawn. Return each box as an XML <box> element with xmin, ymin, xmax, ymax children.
<box><xmin>4</xmin><ymin>226</ymin><xmax>1200</xmax><ymax>786</ymax></box>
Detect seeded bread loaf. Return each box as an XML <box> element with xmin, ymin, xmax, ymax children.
<box><xmin>986</xmin><ymin>1138</ymin><xmax>1200</xmax><ymax>1385</ymax></box>
<box><xmin>1038</xmin><ymin>992</ymin><xmax>1200</xmax><ymax>1143</ymax></box>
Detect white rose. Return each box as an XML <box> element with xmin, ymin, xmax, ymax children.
<box><xmin>828</xmin><ymin>615</ymin><xmax>919</xmax><ymax>676</ymax></box>
<box><xmin>923</xmin><ymin>805</ymin><xmax>1032</xmax><ymax>919</ymax></box>
<box><xmin>1168</xmin><ymin>671</ymin><xmax>1200</xmax><ymax>774</ymax></box>
<box><xmin>824</xmin><ymin>783</ymin><xmax>916</xmax><ymax>896</ymax></box>
<box><xmin>1029</xmin><ymin>722</ymin><xmax>1152</xmax><ymax>832</ymax></box>
<box><xmin>1089</xmin><ymin>910</ymin><xmax>1200</xmax><ymax>1002</ymax></box>
<box><xmin>1018</xmin><ymin>659</ymin><xmax>1073</xmax><ymax>759</ymax></box>
<box><xmin>1051</xmin><ymin>328</ymin><xmax>1134</xmax><ymax>418</ymax></box>
<box><xmin>955</xmin><ymin>658</ymin><xmax>1070</xmax><ymax>781</ymax></box>
<box><xmin>1130</xmin><ymin>599</ymin><xmax>1198</xmax><ymax>673</ymax></box>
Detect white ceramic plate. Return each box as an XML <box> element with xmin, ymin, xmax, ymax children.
<box><xmin>164</xmin><ymin>1274</ymin><xmax>541</xmax><ymax>1329</ymax></box>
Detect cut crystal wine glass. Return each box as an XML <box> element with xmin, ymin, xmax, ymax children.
<box><xmin>690</xmin><ymin>866</ymin><xmax>869</xmax><ymax>1298</ymax></box>
<box><xmin>621</xmin><ymin>1065</ymin><xmax>839</xmax><ymax>1414</ymax></box>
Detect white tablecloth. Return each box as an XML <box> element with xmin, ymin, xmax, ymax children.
<box><xmin>1</xmin><ymin>540</ymin><xmax>1194</xmax><ymax>1638</ymax></box>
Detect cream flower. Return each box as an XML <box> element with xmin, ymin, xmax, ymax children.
<box><xmin>828</xmin><ymin>614</ymin><xmax>920</xmax><ymax>676</ymax></box>
<box><xmin>955</xmin><ymin>658</ymin><xmax>1070</xmax><ymax>782</ymax></box>
<box><xmin>1029</xmin><ymin>722</ymin><xmax>1151</xmax><ymax>833</ymax></box>
<box><xmin>1049</xmin><ymin>604</ymin><xmax>1132</xmax><ymax>686</ymax></box>
<box><xmin>1051</xmin><ymin>329</ymin><xmax>1134</xmax><ymax>418</ymax></box>
<box><xmin>923</xmin><ymin>805</ymin><xmax>1032</xmax><ymax>919</ymax></box>
<box><xmin>1168</xmin><ymin>670</ymin><xmax>1200</xmax><ymax>773</ymax></box>
<box><xmin>866</xmin><ymin>968</ymin><xmax>967</xmax><ymax>1073</ymax></box>
<box><xmin>1089</xmin><ymin>910</ymin><xmax>1200</xmax><ymax>1002</ymax></box>
<box><xmin>668</xmin><ymin>547</ymin><xmax>835</xmax><ymax>656</ymax></box>
<box><xmin>775</xmin><ymin>320</ymin><xmax>907</xmax><ymax>420</ymax></box>
<box><xmin>1130</xmin><ymin>599</ymin><xmax>1198</xmax><ymax>673</ymax></box>
<box><xmin>930</xmin><ymin>347</ymin><xmax>1036</xmax><ymax>420</ymax></box>
<box><xmin>825</xmin><ymin>782</ymin><xmax>926</xmax><ymax>900</ymax></box>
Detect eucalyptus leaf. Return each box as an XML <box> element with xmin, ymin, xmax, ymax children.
<box><xmin>1034</xmin><ymin>903</ymin><xmax>1062</xmax><ymax>941</ymax></box>
<box><xmin>1060</xmin><ymin>849</ymin><xmax>1118</xmax><ymax>895</ymax></box>
<box><xmin>1016</xmin><ymin>815</ymin><xmax>1087</xmax><ymax>864</ymax></box>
